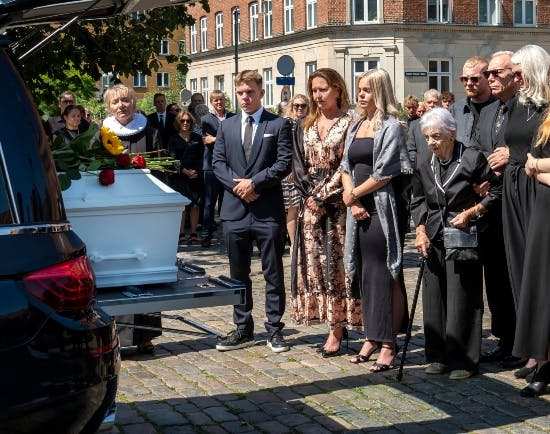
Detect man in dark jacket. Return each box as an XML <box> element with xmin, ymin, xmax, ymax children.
<box><xmin>147</xmin><ymin>93</ymin><xmax>177</xmax><ymax>150</ymax></box>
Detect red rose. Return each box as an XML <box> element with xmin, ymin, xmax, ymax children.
<box><xmin>116</xmin><ymin>153</ymin><xmax>132</xmax><ymax>168</ymax></box>
<box><xmin>98</xmin><ymin>169</ymin><xmax>115</xmax><ymax>186</ymax></box>
<box><xmin>132</xmin><ymin>155</ymin><xmax>147</xmax><ymax>169</ymax></box>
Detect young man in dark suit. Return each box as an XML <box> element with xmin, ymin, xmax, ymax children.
<box><xmin>213</xmin><ymin>70</ymin><xmax>292</xmax><ymax>352</ymax></box>
<box><xmin>147</xmin><ymin>93</ymin><xmax>177</xmax><ymax>149</ymax></box>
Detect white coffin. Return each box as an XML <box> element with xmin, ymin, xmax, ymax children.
<box><xmin>62</xmin><ymin>169</ymin><xmax>190</xmax><ymax>288</ymax></box>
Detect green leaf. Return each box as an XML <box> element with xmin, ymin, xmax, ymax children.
<box><xmin>66</xmin><ymin>169</ymin><xmax>82</xmax><ymax>180</ymax></box>
<box><xmin>58</xmin><ymin>173</ymin><xmax>72</xmax><ymax>191</ymax></box>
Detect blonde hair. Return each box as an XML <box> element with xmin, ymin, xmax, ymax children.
<box><xmin>304</xmin><ymin>68</ymin><xmax>350</xmax><ymax>131</ymax></box>
<box><xmin>235</xmin><ymin>70</ymin><xmax>262</xmax><ymax>87</ymax></box>
<box><xmin>175</xmin><ymin>111</ymin><xmax>196</xmax><ymax>130</ymax></box>
<box><xmin>284</xmin><ymin>93</ymin><xmax>309</xmax><ymax>120</ymax></box>
<box><xmin>103</xmin><ymin>84</ymin><xmax>136</xmax><ymax>112</ymax></box>
<box><xmin>356</xmin><ymin>68</ymin><xmax>400</xmax><ymax>131</ymax></box>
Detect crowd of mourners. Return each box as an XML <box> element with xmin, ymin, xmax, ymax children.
<box><xmin>46</xmin><ymin>43</ymin><xmax>550</xmax><ymax>398</ymax></box>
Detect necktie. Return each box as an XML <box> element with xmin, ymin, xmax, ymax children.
<box><xmin>494</xmin><ymin>103</ymin><xmax>505</xmax><ymax>135</ymax></box>
<box><xmin>243</xmin><ymin>116</ymin><xmax>253</xmax><ymax>161</ymax></box>
<box><xmin>159</xmin><ymin>114</ymin><xmax>164</xmax><ymax>128</ymax></box>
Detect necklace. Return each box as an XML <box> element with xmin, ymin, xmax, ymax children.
<box><xmin>438</xmin><ymin>157</ymin><xmax>453</xmax><ymax>166</ymax></box>
<box><xmin>526</xmin><ymin>105</ymin><xmax>537</xmax><ymax>122</ymax></box>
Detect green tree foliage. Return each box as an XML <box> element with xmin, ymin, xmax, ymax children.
<box><xmin>8</xmin><ymin>2</ymin><xmax>209</xmax><ymax>110</ymax></box>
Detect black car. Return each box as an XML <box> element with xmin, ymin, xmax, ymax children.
<box><xmin>0</xmin><ymin>18</ymin><xmax>121</xmax><ymax>434</ymax></box>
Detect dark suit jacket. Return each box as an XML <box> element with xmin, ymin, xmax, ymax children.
<box><xmin>201</xmin><ymin>111</ymin><xmax>235</xmax><ymax>170</ymax></box>
<box><xmin>212</xmin><ymin>109</ymin><xmax>292</xmax><ymax>223</ymax></box>
<box><xmin>147</xmin><ymin>112</ymin><xmax>177</xmax><ymax>149</ymax></box>
<box><xmin>450</xmin><ymin>95</ymin><xmax>497</xmax><ymax>146</ymax></box>
<box><xmin>407</xmin><ymin>118</ymin><xmax>431</xmax><ymax>169</ymax></box>
<box><xmin>468</xmin><ymin>99</ymin><xmax>508</xmax><ymax>157</ymax></box>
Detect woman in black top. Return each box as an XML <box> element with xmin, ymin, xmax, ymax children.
<box><xmin>168</xmin><ymin>111</ymin><xmax>204</xmax><ymax>243</ymax></box>
<box><xmin>412</xmin><ymin>108</ymin><xmax>501</xmax><ymax>380</ymax></box>
<box><xmin>54</xmin><ymin>105</ymin><xmax>82</xmax><ymax>143</ymax></box>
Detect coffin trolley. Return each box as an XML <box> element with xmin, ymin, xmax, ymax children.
<box><xmin>62</xmin><ymin>169</ymin><xmax>244</xmax><ymax>337</ymax></box>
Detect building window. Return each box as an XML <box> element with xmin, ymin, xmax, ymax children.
<box><xmin>215</xmin><ymin>12</ymin><xmax>224</xmax><ymax>48</ymax></box>
<box><xmin>284</xmin><ymin>0</ymin><xmax>294</xmax><ymax>34</ymax></box>
<box><xmin>514</xmin><ymin>0</ymin><xmax>535</xmax><ymax>26</ymax></box>
<box><xmin>263</xmin><ymin>68</ymin><xmax>273</xmax><ymax>107</ymax></box>
<box><xmin>190</xmin><ymin>23</ymin><xmax>197</xmax><ymax>54</ymax></box>
<box><xmin>178</xmin><ymin>40</ymin><xmax>186</xmax><ymax>55</ymax></box>
<box><xmin>427</xmin><ymin>0</ymin><xmax>451</xmax><ymax>23</ymax></box>
<box><xmin>133</xmin><ymin>72</ymin><xmax>147</xmax><ymax>88</ymax></box>
<box><xmin>353</xmin><ymin>0</ymin><xmax>380</xmax><ymax>23</ymax></box>
<box><xmin>131</xmin><ymin>11</ymin><xmax>143</xmax><ymax>20</ymax></box>
<box><xmin>479</xmin><ymin>0</ymin><xmax>501</xmax><ymax>25</ymax></box>
<box><xmin>156</xmin><ymin>72</ymin><xmax>169</xmax><ymax>88</ymax></box>
<box><xmin>215</xmin><ymin>75</ymin><xmax>225</xmax><ymax>92</ymax></box>
<box><xmin>101</xmin><ymin>72</ymin><xmax>113</xmax><ymax>88</ymax></box>
<box><xmin>232</xmin><ymin>8</ymin><xmax>241</xmax><ymax>45</ymax></box>
<box><xmin>262</xmin><ymin>0</ymin><xmax>273</xmax><ymax>37</ymax></box>
<box><xmin>428</xmin><ymin>59</ymin><xmax>452</xmax><ymax>92</ymax></box>
<box><xmin>249</xmin><ymin>3</ymin><xmax>259</xmax><ymax>41</ymax></box>
<box><xmin>307</xmin><ymin>0</ymin><xmax>317</xmax><ymax>28</ymax></box>
<box><xmin>201</xmin><ymin>77</ymin><xmax>209</xmax><ymax>102</ymax></box>
<box><xmin>352</xmin><ymin>59</ymin><xmax>379</xmax><ymax>99</ymax></box>
<box><xmin>305</xmin><ymin>61</ymin><xmax>317</xmax><ymax>82</ymax></box>
<box><xmin>200</xmin><ymin>17</ymin><xmax>208</xmax><ymax>51</ymax></box>
<box><xmin>159</xmin><ymin>39</ymin><xmax>169</xmax><ymax>55</ymax></box>
<box><xmin>190</xmin><ymin>78</ymin><xmax>198</xmax><ymax>93</ymax></box>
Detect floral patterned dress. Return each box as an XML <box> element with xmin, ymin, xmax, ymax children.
<box><xmin>290</xmin><ymin>115</ymin><xmax>362</xmax><ymax>329</ymax></box>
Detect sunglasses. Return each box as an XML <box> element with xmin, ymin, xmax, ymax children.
<box><xmin>180</xmin><ymin>119</ymin><xmax>192</xmax><ymax>124</ymax></box>
<box><xmin>293</xmin><ymin>103</ymin><xmax>307</xmax><ymax>109</ymax></box>
<box><xmin>513</xmin><ymin>70</ymin><xmax>523</xmax><ymax>79</ymax></box>
<box><xmin>482</xmin><ymin>68</ymin><xmax>512</xmax><ymax>79</ymax></box>
<box><xmin>61</xmin><ymin>99</ymin><xmax>75</xmax><ymax>104</ymax></box>
<box><xmin>459</xmin><ymin>76</ymin><xmax>482</xmax><ymax>85</ymax></box>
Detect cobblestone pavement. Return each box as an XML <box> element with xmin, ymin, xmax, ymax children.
<box><xmin>110</xmin><ymin>232</ymin><xmax>550</xmax><ymax>434</ymax></box>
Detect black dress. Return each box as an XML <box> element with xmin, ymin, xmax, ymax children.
<box><xmin>502</xmin><ymin>95</ymin><xmax>546</xmax><ymax>303</ymax></box>
<box><xmin>348</xmin><ymin>137</ymin><xmax>407</xmax><ymax>343</ymax></box>
<box><xmin>513</xmin><ymin>143</ymin><xmax>550</xmax><ymax>360</ymax></box>
<box><xmin>168</xmin><ymin>132</ymin><xmax>204</xmax><ymax>206</ymax></box>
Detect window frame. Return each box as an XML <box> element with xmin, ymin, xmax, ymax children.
<box><xmin>352</xmin><ymin>0</ymin><xmax>381</xmax><ymax>24</ymax></box>
<box><xmin>262</xmin><ymin>0</ymin><xmax>273</xmax><ymax>38</ymax></box>
<box><xmin>200</xmin><ymin>16</ymin><xmax>208</xmax><ymax>52</ymax></box>
<box><xmin>133</xmin><ymin>72</ymin><xmax>147</xmax><ymax>88</ymax></box>
<box><xmin>428</xmin><ymin>58</ymin><xmax>453</xmax><ymax>92</ymax></box>
<box><xmin>214</xmin><ymin>75</ymin><xmax>225</xmax><ymax>92</ymax></box>
<box><xmin>306</xmin><ymin>0</ymin><xmax>317</xmax><ymax>29</ymax></box>
<box><xmin>263</xmin><ymin>68</ymin><xmax>273</xmax><ymax>108</ymax></box>
<box><xmin>513</xmin><ymin>0</ymin><xmax>536</xmax><ymax>26</ymax></box>
<box><xmin>190</xmin><ymin>23</ymin><xmax>198</xmax><ymax>54</ymax></box>
<box><xmin>284</xmin><ymin>0</ymin><xmax>294</xmax><ymax>34</ymax></box>
<box><xmin>200</xmin><ymin>77</ymin><xmax>209</xmax><ymax>103</ymax></box>
<box><xmin>351</xmin><ymin>59</ymin><xmax>379</xmax><ymax>100</ymax></box>
<box><xmin>427</xmin><ymin>0</ymin><xmax>451</xmax><ymax>23</ymax></box>
<box><xmin>190</xmin><ymin>78</ymin><xmax>198</xmax><ymax>93</ymax></box>
<box><xmin>250</xmin><ymin>2</ymin><xmax>259</xmax><ymax>41</ymax></box>
<box><xmin>478</xmin><ymin>0</ymin><xmax>501</xmax><ymax>25</ymax></box>
<box><xmin>215</xmin><ymin>12</ymin><xmax>224</xmax><ymax>48</ymax></box>
<box><xmin>156</xmin><ymin>72</ymin><xmax>170</xmax><ymax>88</ymax></box>
<box><xmin>159</xmin><ymin>39</ymin><xmax>169</xmax><ymax>55</ymax></box>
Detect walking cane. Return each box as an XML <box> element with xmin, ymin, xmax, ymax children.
<box><xmin>397</xmin><ymin>257</ymin><xmax>426</xmax><ymax>382</ymax></box>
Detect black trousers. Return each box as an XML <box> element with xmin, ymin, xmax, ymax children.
<box><xmin>223</xmin><ymin>215</ymin><xmax>286</xmax><ymax>335</ymax></box>
<box><xmin>478</xmin><ymin>215</ymin><xmax>516</xmax><ymax>351</ymax></box>
<box><xmin>423</xmin><ymin>242</ymin><xmax>483</xmax><ymax>371</ymax></box>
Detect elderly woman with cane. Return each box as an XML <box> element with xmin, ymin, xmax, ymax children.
<box><xmin>411</xmin><ymin>108</ymin><xmax>501</xmax><ymax>379</ymax></box>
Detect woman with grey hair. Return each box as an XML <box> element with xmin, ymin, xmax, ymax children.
<box><xmin>341</xmin><ymin>68</ymin><xmax>411</xmax><ymax>372</ymax></box>
<box><xmin>411</xmin><ymin>108</ymin><xmax>501</xmax><ymax>379</ymax></box>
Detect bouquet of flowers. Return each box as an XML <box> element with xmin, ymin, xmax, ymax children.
<box><xmin>51</xmin><ymin>124</ymin><xmax>177</xmax><ymax>190</ymax></box>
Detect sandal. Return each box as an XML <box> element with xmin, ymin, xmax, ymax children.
<box><xmin>370</xmin><ymin>343</ymin><xmax>397</xmax><ymax>372</ymax></box>
<box><xmin>188</xmin><ymin>233</ymin><xmax>201</xmax><ymax>244</ymax></box>
<box><xmin>350</xmin><ymin>341</ymin><xmax>381</xmax><ymax>364</ymax></box>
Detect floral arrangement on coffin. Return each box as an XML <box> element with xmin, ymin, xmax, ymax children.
<box><xmin>51</xmin><ymin>123</ymin><xmax>177</xmax><ymax>190</ymax></box>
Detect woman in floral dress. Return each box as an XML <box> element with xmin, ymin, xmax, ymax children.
<box><xmin>291</xmin><ymin>68</ymin><xmax>362</xmax><ymax>357</ymax></box>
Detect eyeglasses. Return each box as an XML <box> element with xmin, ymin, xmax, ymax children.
<box><xmin>180</xmin><ymin>119</ymin><xmax>192</xmax><ymax>124</ymax></box>
<box><xmin>459</xmin><ymin>76</ymin><xmax>482</xmax><ymax>85</ymax></box>
<box><xmin>513</xmin><ymin>70</ymin><xmax>523</xmax><ymax>79</ymax></box>
<box><xmin>293</xmin><ymin>103</ymin><xmax>307</xmax><ymax>109</ymax></box>
<box><xmin>61</xmin><ymin>99</ymin><xmax>75</xmax><ymax>104</ymax></box>
<box><xmin>482</xmin><ymin>68</ymin><xmax>512</xmax><ymax>79</ymax></box>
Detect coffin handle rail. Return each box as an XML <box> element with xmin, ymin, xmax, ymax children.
<box><xmin>89</xmin><ymin>250</ymin><xmax>148</xmax><ymax>262</ymax></box>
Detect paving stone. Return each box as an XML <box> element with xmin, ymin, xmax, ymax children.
<box><xmin>146</xmin><ymin>409</ymin><xmax>188</xmax><ymax>426</ymax></box>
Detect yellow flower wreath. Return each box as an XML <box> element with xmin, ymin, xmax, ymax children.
<box><xmin>100</xmin><ymin>126</ymin><xmax>124</xmax><ymax>156</ymax></box>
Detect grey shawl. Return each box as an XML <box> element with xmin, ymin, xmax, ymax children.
<box><xmin>341</xmin><ymin>116</ymin><xmax>412</xmax><ymax>283</ymax></box>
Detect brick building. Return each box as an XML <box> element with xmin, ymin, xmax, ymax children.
<box><xmin>122</xmin><ymin>1</ymin><xmax>550</xmax><ymax>109</ymax></box>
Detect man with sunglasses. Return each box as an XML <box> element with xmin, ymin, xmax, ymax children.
<box><xmin>45</xmin><ymin>91</ymin><xmax>90</xmax><ymax>139</ymax></box>
<box><xmin>469</xmin><ymin>51</ymin><xmax>522</xmax><ymax>369</ymax></box>
<box><xmin>449</xmin><ymin>56</ymin><xmax>496</xmax><ymax>146</ymax></box>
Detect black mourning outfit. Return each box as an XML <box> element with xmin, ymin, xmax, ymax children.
<box><xmin>411</xmin><ymin>142</ymin><xmax>501</xmax><ymax>371</ymax></box>
<box><xmin>501</xmin><ymin>95</ymin><xmax>546</xmax><ymax>304</ymax></box>
<box><xmin>513</xmin><ymin>142</ymin><xmax>550</xmax><ymax>360</ymax></box>
<box><xmin>168</xmin><ymin>132</ymin><xmax>204</xmax><ymax>206</ymax></box>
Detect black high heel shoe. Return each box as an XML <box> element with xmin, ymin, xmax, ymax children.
<box><xmin>520</xmin><ymin>362</ymin><xmax>550</xmax><ymax>397</ymax></box>
<box><xmin>321</xmin><ymin>328</ymin><xmax>348</xmax><ymax>358</ymax></box>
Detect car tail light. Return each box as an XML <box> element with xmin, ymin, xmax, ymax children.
<box><xmin>23</xmin><ymin>256</ymin><xmax>96</xmax><ymax>311</ymax></box>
